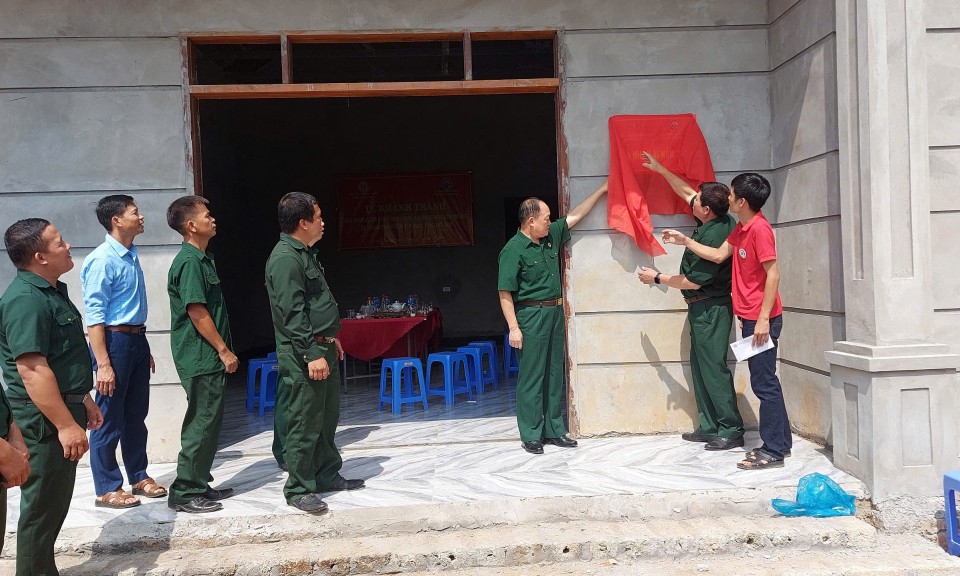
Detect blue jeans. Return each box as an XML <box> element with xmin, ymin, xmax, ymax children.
<box><xmin>740</xmin><ymin>315</ymin><xmax>791</xmax><ymax>459</ymax></box>
<box><xmin>90</xmin><ymin>331</ymin><xmax>152</xmax><ymax>495</ymax></box>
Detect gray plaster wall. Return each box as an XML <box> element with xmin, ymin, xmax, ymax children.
<box><xmin>764</xmin><ymin>0</ymin><xmax>840</xmax><ymax>445</ymax></box>
<box><xmin>926</xmin><ymin>3</ymin><xmax>960</xmax><ymax>358</ymax></box>
<box><xmin>0</xmin><ymin>0</ymin><xmax>812</xmax><ymax>457</ymax></box>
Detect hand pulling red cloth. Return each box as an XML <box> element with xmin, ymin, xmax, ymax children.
<box><xmin>608</xmin><ymin>114</ymin><xmax>716</xmax><ymax>256</ymax></box>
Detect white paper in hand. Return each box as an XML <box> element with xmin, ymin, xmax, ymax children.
<box><xmin>730</xmin><ymin>335</ymin><xmax>774</xmax><ymax>362</ymax></box>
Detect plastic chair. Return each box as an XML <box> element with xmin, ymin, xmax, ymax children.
<box><xmin>944</xmin><ymin>471</ymin><xmax>960</xmax><ymax>555</ymax></box>
<box><xmin>246</xmin><ymin>352</ymin><xmax>278</xmax><ymax>412</ymax></box>
<box><xmin>257</xmin><ymin>363</ymin><xmax>280</xmax><ymax>417</ymax></box>
<box><xmin>378</xmin><ymin>357</ymin><xmax>428</xmax><ymax>414</ymax></box>
<box><xmin>502</xmin><ymin>330</ymin><xmax>520</xmax><ymax>378</ymax></box>
<box><xmin>467</xmin><ymin>340</ymin><xmax>500</xmax><ymax>389</ymax></box>
<box><xmin>458</xmin><ymin>346</ymin><xmax>495</xmax><ymax>394</ymax></box>
<box><xmin>425</xmin><ymin>351</ymin><xmax>472</xmax><ymax>406</ymax></box>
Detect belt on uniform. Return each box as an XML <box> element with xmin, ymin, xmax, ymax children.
<box><xmin>314</xmin><ymin>335</ymin><xmax>337</xmax><ymax>343</ymax></box>
<box><xmin>105</xmin><ymin>324</ymin><xmax>146</xmax><ymax>335</ymax></box>
<box><xmin>516</xmin><ymin>298</ymin><xmax>563</xmax><ymax>307</ymax></box>
<box><xmin>9</xmin><ymin>393</ymin><xmax>88</xmax><ymax>405</ymax></box>
<box><xmin>684</xmin><ymin>294</ymin><xmax>720</xmax><ymax>305</ymax></box>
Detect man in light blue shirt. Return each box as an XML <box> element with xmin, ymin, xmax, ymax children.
<box><xmin>80</xmin><ymin>195</ymin><xmax>165</xmax><ymax>508</ymax></box>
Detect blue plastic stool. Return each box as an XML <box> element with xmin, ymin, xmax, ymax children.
<box><xmin>426</xmin><ymin>351</ymin><xmax>472</xmax><ymax>406</ymax></box>
<box><xmin>944</xmin><ymin>470</ymin><xmax>960</xmax><ymax>555</ymax></box>
<box><xmin>378</xmin><ymin>357</ymin><xmax>428</xmax><ymax>414</ymax></box>
<box><xmin>458</xmin><ymin>346</ymin><xmax>495</xmax><ymax>394</ymax></box>
<box><xmin>503</xmin><ymin>330</ymin><xmax>520</xmax><ymax>378</ymax></box>
<box><xmin>467</xmin><ymin>340</ymin><xmax>500</xmax><ymax>389</ymax></box>
<box><xmin>257</xmin><ymin>363</ymin><xmax>280</xmax><ymax>417</ymax></box>
<box><xmin>246</xmin><ymin>352</ymin><xmax>278</xmax><ymax>412</ymax></box>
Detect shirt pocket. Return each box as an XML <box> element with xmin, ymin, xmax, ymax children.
<box><xmin>304</xmin><ymin>266</ymin><xmax>324</xmax><ymax>295</ymax></box>
<box><xmin>204</xmin><ymin>270</ymin><xmax>223</xmax><ymax>306</ymax></box>
<box><xmin>519</xmin><ymin>254</ymin><xmax>546</xmax><ymax>284</ymax></box>
<box><xmin>54</xmin><ymin>309</ymin><xmax>80</xmax><ymax>353</ymax></box>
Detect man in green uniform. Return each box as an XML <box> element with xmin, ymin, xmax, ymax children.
<box><xmin>265</xmin><ymin>192</ymin><xmax>364</xmax><ymax>513</ymax></box>
<box><xmin>0</xmin><ymin>218</ymin><xmax>104</xmax><ymax>575</ymax></box>
<box><xmin>166</xmin><ymin>196</ymin><xmax>239</xmax><ymax>513</ymax></box>
<box><xmin>498</xmin><ymin>182</ymin><xmax>608</xmax><ymax>454</ymax></box>
<box><xmin>637</xmin><ymin>152</ymin><xmax>744</xmax><ymax>450</ymax></box>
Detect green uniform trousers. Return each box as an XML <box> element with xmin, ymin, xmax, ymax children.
<box><xmin>169</xmin><ymin>371</ymin><xmax>226</xmax><ymax>505</ymax></box>
<box><xmin>271</xmin><ymin>366</ymin><xmax>289</xmax><ymax>468</ymax></box>
<box><xmin>688</xmin><ymin>298</ymin><xmax>743</xmax><ymax>439</ymax></box>
<box><xmin>278</xmin><ymin>344</ymin><xmax>342</xmax><ymax>504</ymax></box>
<box><xmin>1</xmin><ymin>485</ymin><xmax>6</xmax><ymax>555</ymax></box>
<box><xmin>12</xmin><ymin>402</ymin><xmax>86</xmax><ymax>576</ymax></box>
<box><xmin>515</xmin><ymin>305</ymin><xmax>567</xmax><ymax>442</ymax></box>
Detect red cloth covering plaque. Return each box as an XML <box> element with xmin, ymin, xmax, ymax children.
<box><xmin>608</xmin><ymin>114</ymin><xmax>716</xmax><ymax>256</ymax></box>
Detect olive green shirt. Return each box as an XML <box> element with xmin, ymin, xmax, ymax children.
<box><xmin>0</xmin><ymin>270</ymin><xmax>93</xmax><ymax>402</ymax></box>
<box><xmin>265</xmin><ymin>234</ymin><xmax>340</xmax><ymax>363</ymax></box>
<box><xmin>498</xmin><ymin>218</ymin><xmax>570</xmax><ymax>302</ymax></box>
<box><xmin>168</xmin><ymin>242</ymin><xmax>233</xmax><ymax>378</ymax></box>
<box><xmin>680</xmin><ymin>206</ymin><xmax>736</xmax><ymax>301</ymax></box>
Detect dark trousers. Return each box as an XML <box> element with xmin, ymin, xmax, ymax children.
<box><xmin>169</xmin><ymin>371</ymin><xmax>226</xmax><ymax>505</ymax></box>
<box><xmin>278</xmin><ymin>344</ymin><xmax>343</xmax><ymax>503</ymax></box>
<box><xmin>515</xmin><ymin>305</ymin><xmax>567</xmax><ymax>442</ymax></box>
<box><xmin>90</xmin><ymin>330</ymin><xmax>151</xmax><ymax>495</ymax></box>
<box><xmin>740</xmin><ymin>315</ymin><xmax>791</xmax><ymax>458</ymax></box>
<box><xmin>272</xmin><ymin>367</ymin><xmax>289</xmax><ymax>467</ymax></box>
<box><xmin>689</xmin><ymin>299</ymin><xmax>743</xmax><ymax>439</ymax></box>
<box><xmin>12</xmin><ymin>402</ymin><xmax>86</xmax><ymax>576</ymax></box>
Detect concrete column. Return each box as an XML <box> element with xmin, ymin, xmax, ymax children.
<box><xmin>828</xmin><ymin>0</ymin><xmax>959</xmax><ymax>499</ymax></box>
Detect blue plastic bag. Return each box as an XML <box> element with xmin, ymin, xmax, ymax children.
<box><xmin>771</xmin><ymin>472</ymin><xmax>856</xmax><ymax>517</ymax></box>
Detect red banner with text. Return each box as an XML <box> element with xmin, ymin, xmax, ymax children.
<box><xmin>337</xmin><ymin>172</ymin><xmax>474</xmax><ymax>250</ymax></box>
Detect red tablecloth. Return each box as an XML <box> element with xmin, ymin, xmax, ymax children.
<box><xmin>337</xmin><ymin>309</ymin><xmax>443</xmax><ymax>361</ymax></box>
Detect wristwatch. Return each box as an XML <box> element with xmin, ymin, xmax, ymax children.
<box><xmin>654</xmin><ymin>272</ymin><xmax>662</xmax><ymax>285</ymax></box>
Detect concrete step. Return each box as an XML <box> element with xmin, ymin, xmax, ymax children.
<box><xmin>12</xmin><ymin>515</ymin><xmax>956</xmax><ymax>576</ymax></box>
<box><xmin>26</xmin><ymin>483</ymin><xmax>868</xmax><ymax>557</ymax></box>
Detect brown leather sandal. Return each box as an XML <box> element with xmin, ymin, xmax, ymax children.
<box><xmin>132</xmin><ymin>477</ymin><xmax>167</xmax><ymax>498</ymax></box>
<box><xmin>95</xmin><ymin>489</ymin><xmax>141</xmax><ymax>509</ymax></box>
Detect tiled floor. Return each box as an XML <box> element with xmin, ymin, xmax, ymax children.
<box><xmin>4</xmin><ymin>373</ymin><xmax>860</xmax><ymax>533</ymax></box>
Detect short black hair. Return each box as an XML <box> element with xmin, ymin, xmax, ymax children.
<box><xmin>166</xmin><ymin>196</ymin><xmax>209</xmax><ymax>235</ymax></box>
<box><xmin>698</xmin><ymin>182</ymin><xmax>730</xmax><ymax>216</ymax></box>
<box><xmin>277</xmin><ymin>192</ymin><xmax>318</xmax><ymax>234</ymax></box>
<box><xmin>730</xmin><ymin>173</ymin><xmax>771</xmax><ymax>212</ymax></box>
<box><xmin>95</xmin><ymin>194</ymin><xmax>136</xmax><ymax>231</ymax></box>
<box><xmin>518</xmin><ymin>197</ymin><xmax>545</xmax><ymax>224</ymax></box>
<box><xmin>4</xmin><ymin>218</ymin><xmax>51</xmax><ymax>269</ymax></box>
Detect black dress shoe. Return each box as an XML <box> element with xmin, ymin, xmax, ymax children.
<box><xmin>289</xmin><ymin>494</ymin><xmax>328</xmax><ymax>514</ymax></box>
<box><xmin>681</xmin><ymin>431</ymin><xmax>718</xmax><ymax>443</ymax></box>
<box><xmin>704</xmin><ymin>436</ymin><xmax>745</xmax><ymax>451</ymax></box>
<box><xmin>168</xmin><ymin>496</ymin><xmax>223</xmax><ymax>514</ymax></box>
<box><xmin>522</xmin><ymin>440</ymin><xmax>544</xmax><ymax>454</ymax></box>
<box><xmin>318</xmin><ymin>476</ymin><xmax>365</xmax><ymax>492</ymax></box>
<box><xmin>203</xmin><ymin>487</ymin><xmax>235</xmax><ymax>501</ymax></box>
<box><xmin>543</xmin><ymin>435</ymin><xmax>578</xmax><ymax>448</ymax></box>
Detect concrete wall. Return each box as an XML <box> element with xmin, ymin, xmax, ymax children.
<box><xmin>764</xmin><ymin>0</ymin><xmax>840</xmax><ymax>445</ymax></box>
<box><xmin>926</xmin><ymin>1</ymin><xmax>960</xmax><ymax>358</ymax></box>
<box><xmin>562</xmin><ymin>5</ymin><xmax>771</xmax><ymax>435</ymax></box>
<box><xmin>3</xmin><ymin>0</ymin><xmax>867</xmax><ymax>457</ymax></box>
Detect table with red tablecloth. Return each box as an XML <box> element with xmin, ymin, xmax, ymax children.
<box><xmin>337</xmin><ymin>309</ymin><xmax>443</xmax><ymax>362</ymax></box>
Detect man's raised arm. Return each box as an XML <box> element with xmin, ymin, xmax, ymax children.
<box><xmin>566</xmin><ymin>179</ymin><xmax>608</xmax><ymax>229</ymax></box>
<box><xmin>662</xmin><ymin>229</ymin><xmax>734</xmax><ymax>264</ymax></box>
<box><xmin>642</xmin><ymin>151</ymin><xmax>697</xmax><ymax>204</ymax></box>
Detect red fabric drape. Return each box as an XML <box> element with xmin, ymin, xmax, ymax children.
<box><xmin>608</xmin><ymin>114</ymin><xmax>716</xmax><ymax>256</ymax></box>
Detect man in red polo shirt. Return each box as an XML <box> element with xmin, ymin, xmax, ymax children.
<box><xmin>662</xmin><ymin>173</ymin><xmax>790</xmax><ymax>469</ymax></box>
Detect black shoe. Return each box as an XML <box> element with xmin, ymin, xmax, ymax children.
<box><xmin>318</xmin><ymin>476</ymin><xmax>365</xmax><ymax>492</ymax></box>
<box><xmin>522</xmin><ymin>440</ymin><xmax>544</xmax><ymax>454</ymax></box>
<box><xmin>203</xmin><ymin>487</ymin><xmax>235</xmax><ymax>501</ymax></box>
<box><xmin>168</xmin><ymin>496</ymin><xmax>223</xmax><ymax>514</ymax></box>
<box><xmin>543</xmin><ymin>435</ymin><xmax>578</xmax><ymax>448</ymax></box>
<box><xmin>289</xmin><ymin>494</ymin><xmax>328</xmax><ymax>514</ymax></box>
<box><xmin>278</xmin><ymin>461</ymin><xmax>288</xmax><ymax>471</ymax></box>
<box><xmin>704</xmin><ymin>436</ymin><xmax>745</xmax><ymax>451</ymax></box>
<box><xmin>681</xmin><ymin>431</ymin><xmax>718</xmax><ymax>443</ymax></box>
